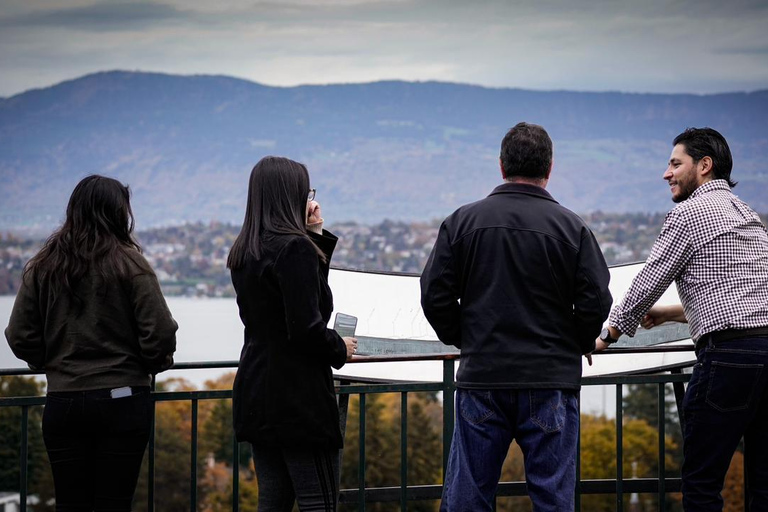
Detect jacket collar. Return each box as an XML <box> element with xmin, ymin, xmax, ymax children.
<box><xmin>488</xmin><ymin>182</ymin><xmax>558</xmax><ymax>203</ymax></box>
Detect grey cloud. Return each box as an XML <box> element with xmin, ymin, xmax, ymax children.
<box><xmin>716</xmin><ymin>44</ymin><xmax>768</xmax><ymax>55</ymax></box>
<box><xmin>0</xmin><ymin>2</ymin><xmax>190</xmax><ymax>30</ymax></box>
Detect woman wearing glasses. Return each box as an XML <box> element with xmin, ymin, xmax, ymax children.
<box><xmin>5</xmin><ymin>175</ymin><xmax>177</xmax><ymax>511</ymax></box>
<box><xmin>227</xmin><ymin>156</ymin><xmax>357</xmax><ymax>511</ymax></box>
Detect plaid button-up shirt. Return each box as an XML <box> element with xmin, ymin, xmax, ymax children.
<box><xmin>609</xmin><ymin>179</ymin><xmax>768</xmax><ymax>343</ymax></box>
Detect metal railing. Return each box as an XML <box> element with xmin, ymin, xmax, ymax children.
<box><xmin>1</xmin><ymin>348</ymin><xmax>697</xmax><ymax>511</ymax></box>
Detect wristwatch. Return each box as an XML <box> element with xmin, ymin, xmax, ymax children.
<box><xmin>599</xmin><ymin>327</ymin><xmax>619</xmax><ymax>345</ymax></box>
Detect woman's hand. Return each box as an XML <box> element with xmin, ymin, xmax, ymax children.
<box><xmin>306</xmin><ymin>200</ymin><xmax>323</xmax><ymax>234</ymax></box>
<box><xmin>343</xmin><ymin>336</ymin><xmax>358</xmax><ymax>360</ymax></box>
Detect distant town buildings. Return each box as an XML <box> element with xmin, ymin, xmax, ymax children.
<box><xmin>1</xmin><ymin>212</ymin><xmax>766</xmax><ymax>297</ymax></box>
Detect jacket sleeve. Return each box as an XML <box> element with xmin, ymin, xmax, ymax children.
<box><xmin>308</xmin><ymin>229</ymin><xmax>338</xmax><ymax>279</ymax></box>
<box><xmin>573</xmin><ymin>228</ymin><xmax>613</xmax><ymax>354</ymax></box>
<box><xmin>420</xmin><ymin>221</ymin><xmax>462</xmax><ymax>348</ymax></box>
<box><xmin>4</xmin><ymin>271</ymin><xmax>46</xmax><ymax>370</ymax></box>
<box><xmin>274</xmin><ymin>236</ymin><xmax>348</xmax><ymax>369</ymax></box>
<box><xmin>130</xmin><ymin>271</ymin><xmax>178</xmax><ymax>374</ymax></box>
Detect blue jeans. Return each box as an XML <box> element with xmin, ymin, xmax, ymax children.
<box><xmin>440</xmin><ymin>388</ymin><xmax>579</xmax><ymax>512</ymax></box>
<box><xmin>682</xmin><ymin>336</ymin><xmax>768</xmax><ymax>512</ymax></box>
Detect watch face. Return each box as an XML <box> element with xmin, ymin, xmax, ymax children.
<box><xmin>600</xmin><ymin>327</ymin><xmax>612</xmax><ymax>341</ymax></box>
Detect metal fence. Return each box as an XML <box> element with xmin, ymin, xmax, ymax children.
<box><xmin>1</xmin><ymin>349</ymin><xmax>696</xmax><ymax>511</ymax></box>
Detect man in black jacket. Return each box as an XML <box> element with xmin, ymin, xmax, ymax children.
<box><xmin>421</xmin><ymin>122</ymin><xmax>612</xmax><ymax>511</ymax></box>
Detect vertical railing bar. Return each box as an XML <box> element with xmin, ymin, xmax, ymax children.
<box><xmin>359</xmin><ymin>393</ymin><xmax>366</xmax><ymax>512</ymax></box>
<box><xmin>20</xmin><ymin>405</ymin><xmax>29</xmax><ymax>512</ymax></box>
<box><xmin>233</xmin><ymin>437</ymin><xmax>240</xmax><ymax>512</ymax></box>
<box><xmin>400</xmin><ymin>392</ymin><xmax>408</xmax><ymax>511</ymax></box>
<box><xmin>576</xmin><ymin>390</ymin><xmax>582</xmax><ymax>511</ymax></box>
<box><xmin>149</xmin><ymin>376</ymin><xmax>156</xmax><ymax>512</ymax></box>
<box><xmin>616</xmin><ymin>383</ymin><xmax>623</xmax><ymax>512</ymax></box>
<box><xmin>191</xmin><ymin>399</ymin><xmax>198</xmax><ymax>512</ymax></box>
<box><xmin>442</xmin><ymin>359</ymin><xmax>455</xmax><ymax>477</ymax></box>
<box><xmin>670</xmin><ymin>367</ymin><xmax>686</xmax><ymax>435</ymax></box>
<box><xmin>658</xmin><ymin>383</ymin><xmax>666</xmax><ymax>510</ymax></box>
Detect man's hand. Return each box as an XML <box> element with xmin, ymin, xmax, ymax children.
<box><xmin>585</xmin><ymin>340</ymin><xmax>612</xmax><ymax>366</ymax></box>
<box><xmin>586</xmin><ymin>327</ymin><xmax>620</xmax><ymax>366</ymax></box>
<box><xmin>641</xmin><ymin>304</ymin><xmax>687</xmax><ymax>329</ymax></box>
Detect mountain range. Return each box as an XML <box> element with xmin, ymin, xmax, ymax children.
<box><xmin>1</xmin><ymin>71</ymin><xmax>766</xmax><ymax>231</ymax></box>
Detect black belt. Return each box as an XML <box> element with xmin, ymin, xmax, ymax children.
<box><xmin>705</xmin><ymin>327</ymin><xmax>768</xmax><ymax>344</ymax></box>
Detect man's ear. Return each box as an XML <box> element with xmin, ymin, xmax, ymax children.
<box><xmin>546</xmin><ymin>160</ymin><xmax>553</xmax><ymax>180</ymax></box>
<box><xmin>699</xmin><ymin>156</ymin><xmax>714</xmax><ymax>178</ymax></box>
<box><xmin>499</xmin><ymin>158</ymin><xmax>506</xmax><ymax>180</ymax></box>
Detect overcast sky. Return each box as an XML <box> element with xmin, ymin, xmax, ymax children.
<box><xmin>1</xmin><ymin>0</ymin><xmax>768</xmax><ymax>98</ymax></box>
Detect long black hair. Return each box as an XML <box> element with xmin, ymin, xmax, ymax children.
<box><xmin>24</xmin><ymin>174</ymin><xmax>150</xmax><ymax>299</ymax></box>
<box><xmin>227</xmin><ymin>156</ymin><xmax>323</xmax><ymax>269</ymax></box>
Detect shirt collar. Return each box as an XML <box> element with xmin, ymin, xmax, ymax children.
<box><xmin>488</xmin><ymin>182</ymin><xmax>558</xmax><ymax>203</ymax></box>
<box><xmin>689</xmin><ymin>179</ymin><xmax>731</xmax><ymax>200</ymax></box>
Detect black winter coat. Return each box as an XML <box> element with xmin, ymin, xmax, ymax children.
<box><xmin>420</xmin><ymin>183</ymin><xmax>613</xmax><ymax>390</ymax></box>
<box><xmin>231</xmin><ymin>230</ymin><xmax>347</xmax><ymax>449</ymax></box>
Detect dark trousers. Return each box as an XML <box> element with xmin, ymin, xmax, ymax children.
<box><xmin>682</xmin><ymin>337</ymin><xmax>768</xmax><ymax>511</ymax></box>
<box><xmin>42</xmin><ymin>387</ymin><xmax>152</xmax><ymax>512</ymax></box>
<box><xmin>251</xmin><ymin>444</ymin><xmax>340</xmax><ymax>512</ymax></box>
<box><xmin>440</xmin><ymin>388</ymin><xmax>579</xmax><ymax>512</ymax></box>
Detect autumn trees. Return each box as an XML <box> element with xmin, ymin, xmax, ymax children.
<box><xmin>1</xmin><ymin>374</ymin><xmax>749</xmax><ymax>511</ymax></box>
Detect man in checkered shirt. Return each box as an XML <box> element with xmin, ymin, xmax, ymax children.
<box><xmin>596</xmin><ymin>127</ymin><xmax>768</xmax><ymax>511</ymax></box>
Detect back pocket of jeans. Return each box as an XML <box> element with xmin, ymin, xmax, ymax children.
<box><xmin>530</xmin><ymin>390</ymin><xmax>568</xmax><ymax>434</ymax></box>
<box><xmin>96</xmin><ymin>391</ymin><xmax>152</xmax><ymax>433</ymax></box>
<box><xmin>706</xmin><ymin>362</ymin><xmax>763</xmax><ymax>412</ymax></box>
<box><xmin>458</xmin><ymin>390</ymin><xmax>494</xmax><ymax>425</ymax></box>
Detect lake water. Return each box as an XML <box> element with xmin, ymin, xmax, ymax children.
<box><xmin>1</xmin><ymin>295</ymin><xmax>616</xmax><ymax>416</ymax></box>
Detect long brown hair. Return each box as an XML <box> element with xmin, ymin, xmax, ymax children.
<box><xmin>227</xmin><ymin>156</ymin><xmax>323</xmax><ymax>269</ymax></box>
<box><xmin>24</xmin><ymin>175</ymin><xmax>150</xmax><ymax>300</ymax></box>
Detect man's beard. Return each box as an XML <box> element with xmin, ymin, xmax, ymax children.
<box><xmin>672</xmin><ymin>177</ymin><xmax>698</xmax><ymax>203</ymax></box>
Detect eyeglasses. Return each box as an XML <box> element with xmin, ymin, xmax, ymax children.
<box><xmin>308</xmin><ymin>189</ymin><xmax>316</xmax><ymax>201</ymax></box>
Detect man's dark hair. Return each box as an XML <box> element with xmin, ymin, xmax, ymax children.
<box><xmin>673</xmin><ymin>127</ymin><xmax>736</xmax><ymax>187</ymax></box>
<box><xmin>500</xmin><ymin>122</ymin><xmax>553</xmax><ymax>180</ymax></box>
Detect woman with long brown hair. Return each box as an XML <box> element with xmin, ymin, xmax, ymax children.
<box><xmin>5</xmin><ymin>174</ymin><xmax>177</xmax><ymax>511</ymax></box>
<box><xmin>228</xmin><ymin>156</ymin><xmax>356</xmax><ymax>511</ymax></box>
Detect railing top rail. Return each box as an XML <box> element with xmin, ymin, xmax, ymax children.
<box><xmin>0</xmin><ymin>343</ymin><xmax>696</xmax><ymax>376</ymax></box>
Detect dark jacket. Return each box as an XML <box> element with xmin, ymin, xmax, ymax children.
<box><xmin>420</xmin><ymin>182</ymin><xmax>612</xmax><ymax>390</ymax></box>
<box><xmin>5</xmin><ymin>250</ymin><xmax>178</xmax><ymax>392</ymax></box>
<box><xmin>231</xmin><ymin>230</ymin><xmax>347</xmax><ymax>449</ymax></box>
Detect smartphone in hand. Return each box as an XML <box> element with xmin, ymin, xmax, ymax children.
<box><xmin>333</xmin><ymin>313</ymin><xmax>357</xmax><ymax>338</ymax></box>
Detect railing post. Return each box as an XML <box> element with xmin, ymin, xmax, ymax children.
<box><xmin>616</xmin><ymin>383</ymin><xmax>623</xmax><ymax>512</ymax></box>
<box><xmin>20</xmin><ymin>405</ymin><xmax>28</xmax><ymax>512</ymax></box>
<box><xmin>359</xmin><ymin>393</ymin><xmax>366</xmax><ymax>512</ymax></box>
<box><xmin>400</xmin><ymin>392</ymin><xmax>408</xmax><ymax>511</ymax></box>
<box><xmin>658</xmin><ymin>383</ymin><xmax>666</xmax><ymax>510</ymax></box>
<box><xmin>442</xmin><ymin>359</ymin><xmax>456</xmax><ymax>477</ymax></box>
<box><xmin>149</xmin><ymin>377</ymin><xmax>156</xmax><ymax>512</ymax></box>
<box><xmin>670</xmin><ymin>367</ymin><xmax>686</xmax><ymax>435</ymax></box>
<box><xmin>191</xmin><ymin>399</ymin><xmax>198</xmax><ymax>512</ymax></box>
<box><xmin>576</xmin><ymin>391</ymin><xmax>582</xmax><ymax>511</ymax></box>
<box><xmin>233</xmin><ymin>437</ymin><xmax>240</xmax><ymax>512</ymax></box>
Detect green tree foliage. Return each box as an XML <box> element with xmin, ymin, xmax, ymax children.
<box><xmin>340</xmin><ymin>392</ymin><xmax>442</xmax><ymax>512</ymax></box>
<box><xmin>134</xmin><ymin>378</ymin><xmax>196</xmax><ymax>512</ymax></box>
<box><xmin>0</xmin><ymin>376</ymin><xmax>51</xmax><ymax>509</ymax></box>
<box><xmin>579</xmin><ymin>414</ymin><xmax>680</xmax><ymax>512</ymax></box>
